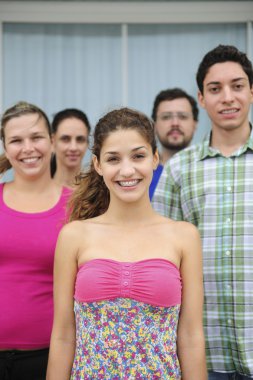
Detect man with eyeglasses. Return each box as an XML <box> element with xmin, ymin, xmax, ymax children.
<box><xmin>149</xmin><ymin>87</ymin><xmax>198</xmax><ymax>199</ymax></box>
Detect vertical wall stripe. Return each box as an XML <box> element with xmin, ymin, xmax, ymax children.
<box><xmin>246</xmin><ymin>21</ymin><xmax>252</xmax><ymax>61</ymax></box>
<box><xmin>121</xmin><ymin>23</ymin><xmax>128</xmax><ymax>106</ymax></box>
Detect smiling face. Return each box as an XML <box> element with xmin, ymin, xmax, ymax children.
<box><xmin>93</xmin><ymin>129</ymin><xmax>159</xmax><ymax>204</ymax></box>
<box><xmin>154</xmin><ymin>98</ymin><xmax>197</xmax><ymax>152</ymax></box>
<box><xmin>198</xmin><ymin>61</ymin><xmax>253</xmax><ymax>134</ymax></box>
<box><xmin>52</xmin><ymin>117</ymin><xmax>89</xmax><ymax>171</ymax></box>
<box><xmin>4</xmin><ymin>113</ymin><xmax>52</xmax><ymax>180</ymax></box>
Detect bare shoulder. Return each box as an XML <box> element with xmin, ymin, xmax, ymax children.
<box><xmin>172</xmin><ymin>221</ymin><xmax>202</xmax><ymax>263</ymax></box>
<box><xmin>172</xmin><ymin>220</ymin><xmax>201</xmax><ymax>249</ymax></box>
<box><xmin>157</xmin><ymin>215</ymin><xmax>199</xmax><ymax>237</ymax></box>
<box><xmin>59</xmin><ymin>217</ymin><xmax>104</xmax><ymax>240</ymax></box>
<box><xmin>154</xmin><ymin>216</ymin><xmax>201</xmax><ymax>259</ymax></box>
<box><xmin>174</xmin><ymin>220</ymin><xmax>200</xmax><ymax>239</ymax></box>
<box><xmin>58</xmin><ymin>220</ymin><xmax>85</xmax><ymax>240</ymax></box>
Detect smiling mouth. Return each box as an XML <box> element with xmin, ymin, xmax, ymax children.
<box><xmin>220</xmin><ymin>108</ymin><xmax>239</xmax><ymax>115</ymax></box>
<box><xmin>20</xmin><ymin>157</ymin><xmax>40</xmax><ymax>163</ymax></box>
<box><xmin>118</xmin><ymin>179</ymin><xmax>141</xmax><ymax>187</ymax></box>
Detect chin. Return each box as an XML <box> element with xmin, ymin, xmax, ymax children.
<box><xmin>65</xmin><ymin>163</ymin><xmax>80</xmax><ymax>170</ymax></box>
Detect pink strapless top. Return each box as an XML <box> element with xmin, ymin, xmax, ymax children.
<box><xmin>74</xmin><ymin>258</ymin><xmax>181</xmax><ymax>307</ymax></box>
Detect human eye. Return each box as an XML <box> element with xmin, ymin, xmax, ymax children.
<box><xmin>32</xmin><ymin>135</ymin><xmax>43</xmax><ymax>140</ymax></box>
<box><xmin>107</xmin><ymin>156</ymin><xmax>119</xmax><ymax>163</ymax></box>
<box><xmin>178</xmin><ymin>112</ymin><xmax>189</xmax><ymax>120</ymax></box>
<box><xmin>233</xmin><ymin>83</ymin><xmax>244</xmax><ymax>91</ymax></box>
<box><xmin>133</xmin><ymin>153</ymin><xmax>145</xmax><ymax>160</ymax></box>
<box><xmin>77</xmin><ymin>136</ymin><xmax>87</xmax><ymax>143</ymax></box>
<box><xmin>132</xmin><ymin>148</ymin><xmax>147</xmax><ymax>160</ymax></box>
<box><xmin>9</xmin><ymin>138</ymin><xmax>21</xmax><ymax>144</ymax></box>
<box><xmin>160</xmin><ymin>114</ymin><xmax>171</xmax><ymax>121</ymax></box>
<box><xmin>60</xmin><ymin>136</ymin><xmax>71</xmax><ymax>143</ymax></box>
<box><xmin>209</xmin><ymin>86</ymin><xmax>220</xmax><ymax>94</ymax></box>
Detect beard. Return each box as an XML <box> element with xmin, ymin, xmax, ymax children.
<box><xmin>159</xmin><ymin>133</ymin><xmax>192</xmax><ymax>152</ymax></box>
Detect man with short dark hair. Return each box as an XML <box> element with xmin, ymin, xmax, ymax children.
<box><xmin>149</xmin><ymin>88</ymin><xmax>198</xmax><ymax>199</ymax></box>
<box><xmin>152</xmin><ymin>45</ymin><xmax>253</xmax><ymax>379</ymax></box>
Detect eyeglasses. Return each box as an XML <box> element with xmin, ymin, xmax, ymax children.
<box><xmin>157</xmin><ymin>112</ymin><xmax>192</xmax><ymax>121</ymax></box>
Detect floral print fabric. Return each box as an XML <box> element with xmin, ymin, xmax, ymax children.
<box><xmin>71</xmin><ymin>298</ymin><xmax>181</xmax><ymax>379</ymax></box>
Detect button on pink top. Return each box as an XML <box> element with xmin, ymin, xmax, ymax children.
<box><xmin>74</xmin><ymin>258</ymin><xmax>181</xmax><ymax>307</ymax></box>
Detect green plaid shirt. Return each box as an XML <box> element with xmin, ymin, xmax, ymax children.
<box><xmin>152</xmin><ymin>131</ymin><xmax>253</xmax><ymax>376</ymax></box>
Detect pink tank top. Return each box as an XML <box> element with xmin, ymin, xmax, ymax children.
<box><xmin>0</xmin><ymin>184</ymin><xmax>71</xmax><ymax>349</ymax></box>
<box><xmin>74</xmin><ymin>258</ymin><xmax>181</xmax><ymax>307</ymax></box>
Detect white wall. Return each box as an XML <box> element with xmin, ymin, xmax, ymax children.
<box><xmin>0</xmin><ymin>1</ymin><xmax>252</xmax><ymax>182</ymax></box>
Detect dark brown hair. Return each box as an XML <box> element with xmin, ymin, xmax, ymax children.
<box><xmin>50</xmin><ymin>108</ymin><xmax>91</xmax><ymax>177</ymax></box>
<box><xmin>196</xmin><ymin>45</ymin><xmax>253</xmax><ymax>94</ymax></box>
<box><xmin>152</xmin><ymin>87</ymin><xmax>199</xmax><ymax>122</ymax></box>
<box><xmin>69</xmin><ymin>107</ymin><xmax>156</xmax><ymax>221</ymax></box>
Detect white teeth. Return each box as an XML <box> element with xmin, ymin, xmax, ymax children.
<box><xmin>22</xmin><ymin>157</ymin><xmax>39</xmax><ymax>163</ymax></box>
<box><xmin>119</xmin><ymin>180</ymin><xmax>139</xmax><ymax>187</ymax></box>
<box><xmin>221</xmin><ymin>109</ymin><xmax>237</xmax><ymax>114</ymax></box>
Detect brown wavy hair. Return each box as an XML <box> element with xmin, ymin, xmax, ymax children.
<box><xmin>69</xmin><ymin>107</ymin><xmax>157</xmax><ymax>221</ymax></box>
<box><xmin>0</xmin><ymin>101</ymin><xmax>51</xmax><ymax>175</ymax></box>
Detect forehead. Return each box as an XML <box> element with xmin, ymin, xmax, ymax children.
<box><xmin>204</xmin><ymin>61</ymin><xmax>248</xmax><ymax>84</ymax></box>
<box><xmin>56</xmin><ymin>118</ymin><xmax>88</xmax><ymax>136</ymax></box>
<box><xmin>101</xmin><ymin>129</ymin><xmax>149</xmax><ymax>152</ymax></box>
<box><xmin>4</xmin><ymin>113</ymin><xmax>47</xmax><ymax>137</ymax></box>
<box><xmin>157</xmin><ymin>98</ymin><xmax>192</xmax><ymax>114</ymax></box>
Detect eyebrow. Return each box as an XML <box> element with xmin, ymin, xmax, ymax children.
<box><xmin>206</xmin><ymin>77</ymin><xmax>247</xmax><ymax>86</ymax></box>
<box><xmin>6</xmin><ymin>135</ymin><xmax>20</xmax><ymax>141</ymax></box>
<box><xmin>31</xmin><ymin>131</ymin><xmax>44</xmax><ymax>135</ymax></box>
<box><xmin>104</xmin><ymin>146</ymin><xmax>147</xmax><ymax>155</ymax></box>
<box><xmin>60</xmin><ymin>134</ymin><xmax>86</xmax><ymax>138</ymax></box>
<box><xmin>7</xmin><ymin>131</ymin><xmax>43</xmax><ymax>140</ymax></box>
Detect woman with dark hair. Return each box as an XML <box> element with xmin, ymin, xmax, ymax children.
<box><xmin>47</xmin><ymin>107</ymin><xmax>207</xmax><ymax>380</ymax></box>
<box><xmin>51</xmin><ymin>108</ymin><xmax>91</xmax><ymax>187</ymax></box>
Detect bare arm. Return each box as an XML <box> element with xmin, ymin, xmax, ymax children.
<box><xmin>46</xmin><ymin>223</ymin><xmax>79</xmax><ymax>380</ymax></box>
<box><xmin>177</xmin><ymin>223</ymin><xmax>207</xmax><ymax>380</ymax></box>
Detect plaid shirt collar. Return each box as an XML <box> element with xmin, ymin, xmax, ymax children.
<box><xmin>198</xmin><ymin>123</ymin><xmax>253</xmax><ymax>161</ymax></box>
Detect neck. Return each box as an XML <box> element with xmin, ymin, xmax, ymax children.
<box><xmin>12</xmin><ymin>171</ymin><xmax>57</xmax><ymax>193</ymax></box>
<box><xmin>104</xmin><ymin>194</ymin><xmax>156</xmax><ymax>226</ymax></box>
<box><xmin>160</xmin><ymin>148</ymin><xmax>177</xmax><ymax>165</ymax></box>
<box><xmin>211</xmin><ymin>121</ymin><xmax>251</xmax><ymax>157</ymax></box>
<box><xmin>54</xmin><ymin>163</ymin><xmax>81</xmax><ymax>187</ymax></box>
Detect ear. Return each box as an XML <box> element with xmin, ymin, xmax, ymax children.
<box><xmin>153</xmin><ymin>149</ymin><xmax>160</xmax><ymax>170</ymax></box>
<box><xmin>93</xmin><ymin>154</ymin><xmax>103</xmax><ymax>176</ymax></box>
<box><xmin>198</xmin><ymin>90</ymin><xmax>205</xmax><ymax>109</ymax></box>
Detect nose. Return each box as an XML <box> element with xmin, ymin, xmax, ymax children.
<box><xmin>69</xmin><ymin>139</ymin><xmax>78</xmax><ymax>150</ymax></box>
<box><xmin>22</xmin><ymin>139</ymin><xmax>34</xmax><ymax>152</ymax></box>
<box><xmin>222</xmin><ymin>86</ymin><xmax>235</xmax><ymax>103</ymax></box>
<box><xmin>119</xmin><ymin>159</ymin><xmax>135</xmax><ymax>177</ymax></box>
<box><xmin>170</xmin><ymin>114</ymin><xmax>180</xmax><ymax>126</ymax></box>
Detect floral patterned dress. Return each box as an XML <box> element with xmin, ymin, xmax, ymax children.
<box><xmin>70</xmin><ymin>298</ymin><xmax>181</xmax><ymax>379</ymax></box>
